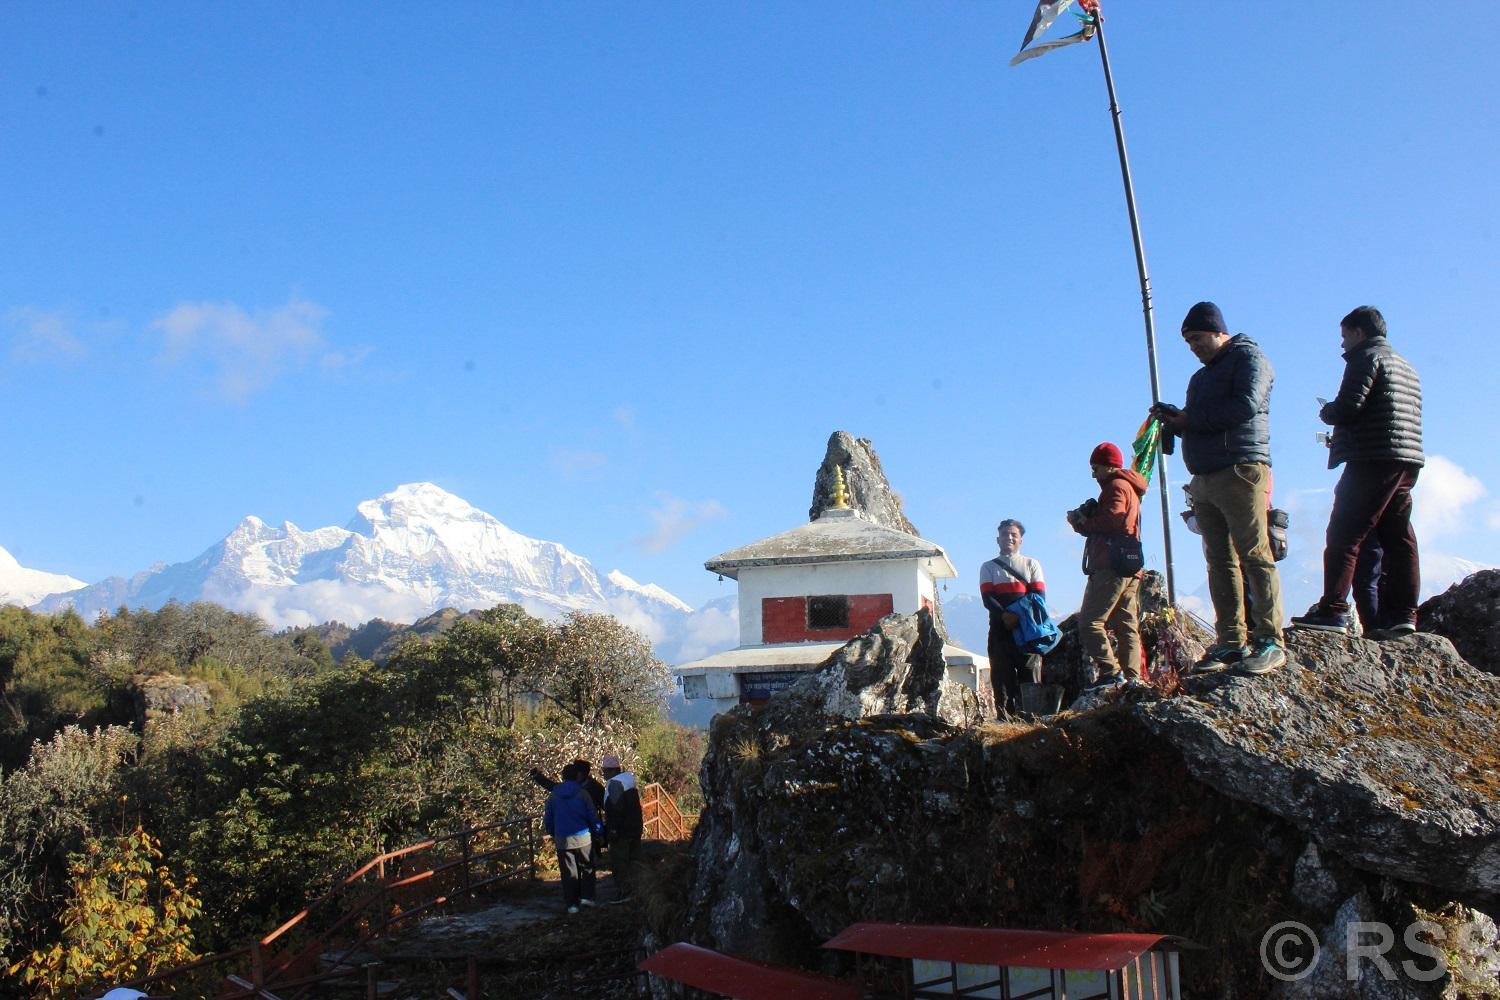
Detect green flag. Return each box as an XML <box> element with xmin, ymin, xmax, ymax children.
<box><xmin>1132</xmin><ymin>416</ymin><xmax>1162</xmax><ymax>485</ymax></box>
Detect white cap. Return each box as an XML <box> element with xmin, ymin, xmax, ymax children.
<box><xmin>100</xmin><ymin>989</ymin><xmax>149</xmax><ymax>1000</ymax></box>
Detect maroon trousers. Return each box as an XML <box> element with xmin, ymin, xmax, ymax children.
<box><xmin>1321</xmin><ymin>461</ymin><xmax>1421</xmax><ymax>624</ymax></box>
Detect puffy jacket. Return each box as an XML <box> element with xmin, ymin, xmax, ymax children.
<box><xmin>1319</xmin><ymin>336</ymin><xmax>1424</xmax><ymax>469</ymax></box>
<box><xmin>1179</xmin><ymin>334</ymin><xmax>1274</xmax><ymax>475</ymax></box>
<box><xmin>604</xmin><ymin>772</ymin><xmax>644</xmax><ymax>840</ymax></box>
<box><xmin>1078</xmin><ymin>468</ymin><xmax>1148</xmax><ymax>575</ymax></box>
<box><xmin>543</xmin><ymin>780</ymin><xmax>601</xmax><ymax>840</ymax></box>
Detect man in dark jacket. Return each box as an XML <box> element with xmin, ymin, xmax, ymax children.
<box><xmin>1151</xmin><ymin>301</ymin><xmax>1286</xmax><ymax>676</ymax></box>
<box><xmin>542</xmin><ymin>762</ymin><xmax>602</xmax><ymax>914</ymax></box>
<box><xmin>1292</xmin><ymin>306</ymin><xmax>1423</xmax><ymax>638</ymax></box>
<box><xmin>601</xmin><ymin>753</ymin><xmax>643</xmax><ymax>896</ymax></box>
<box><xmin>1070</xmin><ymin>443</ymin><xmax>1148</xmax><ymax>686</ymax></box>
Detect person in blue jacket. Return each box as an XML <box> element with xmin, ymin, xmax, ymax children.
<box><xmin>543</xmin><ymin>761</ymin><xmax>602</xmax><ymax>913</ymax></box>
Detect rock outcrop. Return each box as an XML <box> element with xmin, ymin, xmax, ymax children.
<box><xmin>1419</xmin><ymin>568</ymin><xmax>1500</xmax><ymax>675</ymax></box>
<box><xmin>131</xmin><ymin>672</ymin><xmax>212</xmax><ymax>724</ymax></box>
<box><xmin>809</xmin><ymin>432</ymin><xmax>918</xmax><ymax>534</ymax></box>
<box><xmin>673</xmin><ymin>622</ymin><xmax>1500</xmax><ymax>998</ymax></box>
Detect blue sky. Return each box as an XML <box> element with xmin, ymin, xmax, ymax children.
<box><xmin>3</xmin><ymin>1</ymin><xmax>1497</xmax><ymax>620</ymax></box>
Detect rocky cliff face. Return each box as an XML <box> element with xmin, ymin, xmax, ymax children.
<box><xmin>1419</xmin><ymin>568</ymin><xmax>1500</xmax><ymax>676</ymax></box>
<box><xmin>671</xmin><ymin>616</ymin><xmax>1500</xmax><ymax>998</ymax></box>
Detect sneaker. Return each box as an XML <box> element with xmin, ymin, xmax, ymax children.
<box><xmin>1368</xmin><ymin>622</ymin><xmax>1417</xmax><ymax>641</ymax></box>
<box><xmin>1191</xmin><ymin>644</ymin><xmax>1248</xmax><ymax>674</ymax></box>
<box><xmin>580</xmin><ymin>898</ymin><xmax>598</xmax><ymax>908</ymax></box>
<box><xmin>1238</xmin><ymin>638</ymin><xmax>1287</xmax><ymax>675</ymax></box>
<box><xmin>1087</xmin><ymin>671</ymin><xmax>1124</xmax><ymax>690</ymax></box>
<box><xmin>567</xmin><ymin>905</ymin><xmax>580</xmax><ymax>915</ymax></box>
<box><xmin>1290</xmin><ymin>603</ymin><xmax>1349</xmax><ymax>633</ymax></box>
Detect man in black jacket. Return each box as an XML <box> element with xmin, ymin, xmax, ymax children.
<box><xmin>1151</xmin><ymin>301</ymin><xmax>1287</xmax><ymax>676</ymax></box>
<box><xmin>1292</xmin><ymin>306</ymin><xmax>1423</xmax><ymax>638</ymax></box>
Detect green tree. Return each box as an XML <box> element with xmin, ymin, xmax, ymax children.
<box><xmin>532</xmin><ymin>613</ymin><xmax>670</xmax><ymax>730</ymax></box>
<box><xmin>0</xmin><ymin>607</ymin><xmax>103</xmax><ymax>769</ymax></box>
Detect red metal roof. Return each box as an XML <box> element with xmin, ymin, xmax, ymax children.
<box><xmin>822</xmin><ymin>923</ymin><xmax>1184</xmax><ymax>971</ymax></box>
<box><xmin>639</xmin><ymin>942</ymin><xmax>862</xmax><ymax>1000</ymax></box>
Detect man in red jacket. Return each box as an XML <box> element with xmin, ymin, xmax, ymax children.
<box><xmin>1070</xmin><ymin>442</ymin><xmax>1149</xmax><ymax>686</ymax></box>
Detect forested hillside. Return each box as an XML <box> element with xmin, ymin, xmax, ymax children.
<box><xmin>0</xmin><ymin>601</ymin><xmax>701</xmax><ymax>998</ymax></box>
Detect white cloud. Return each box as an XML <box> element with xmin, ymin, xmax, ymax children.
<box><xmin>633</xmin><ymin>493</ymin><xmax>728</xmax><ymax>554</ymax></box>
<box><xmin>1412</xmin><ymin>455</ymin><xmax>1486</xmax><ymax>541</ymax></box>
<box><xmin>1418</xmin><ymin>552</ymin><xmax>1497</xmax><ymax>601</ymax></box>
<box><xmin>668</xmin><ymin>603</ymin><xmax>740</xmax><ymax>663</ymax></box>
<box><xmin>152</xmin><ymin>297</ymin><xmax>357</xmax><ymax>402</ymax></box>
<box><xmin>202</xmin><ymin>579</ymin><xmax>431</xmax><ymax>630</ymax></box>
<box><xmin>5</xmin><ymin>307</ymin><xmax>86</xmax><ymax>362</ymax></box>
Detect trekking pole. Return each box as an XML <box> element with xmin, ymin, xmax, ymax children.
<box><xmin>1093</xmin><ymin>11</ymin><xmax>1178</xmax><ymax>606</ymax></box>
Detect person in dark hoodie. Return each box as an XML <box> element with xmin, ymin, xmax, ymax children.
<box><xmin>542</xmin><ymin>762</ymin><xmax>602</xmax><ymax>914</ymax></box>
<box><xmin>1150</xmin><ymin>301</ymin><xmax>1287</xmax><ymax>676</ymax></box>
<box><xmin>1071</xmin><ymin>443</ymin><xmax>1148</xmax><ymax>686</ymax></box>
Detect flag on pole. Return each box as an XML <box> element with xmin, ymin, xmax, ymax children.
<box><xmin>1011</xmin><ymin>0</ymin><xmax>1100</xmax><ymax>66</ymax></box>
<box><xmin>1131</xmin><ymin>416</ymin><xmax>1163</xmax><ymax>486</ymax></box>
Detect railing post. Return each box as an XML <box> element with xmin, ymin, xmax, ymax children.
<box><xmin>365</xmin><ymin>961</ymin><xmax>380</xmax><ymax>1000</ymax></box>
<box><xmin>250</xmin><ymin>939</ymin><xmax>266</xmax><ymax>991</ymax></box>
<box><xmin>467</xmin><ymin>955</ymin><xmax>480</xmax><ymax>1000</ymax></box>
<box><xmin>528</xmin><ymin>817</ymin><xmax>537</xmax><ymax>880</ymax></box>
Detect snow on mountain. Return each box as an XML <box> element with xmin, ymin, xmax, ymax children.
<box><xmin>0</xmin><ymin>543</ymin><xmax>85</xmax><ymax>608</ymax></box>
<box><xmin>30</xmin><ymin>483</ymin><xmax>720</xmax><ymax>659</ymax></box>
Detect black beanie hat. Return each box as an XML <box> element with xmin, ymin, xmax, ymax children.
<box><xmin>1181</xmin><ymin>301</ymin><xmax>1227</xmax><ymax>334</ymax></box>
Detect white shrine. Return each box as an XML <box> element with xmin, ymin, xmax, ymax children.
<box><xmin>675</xmin><ymin>469</ymin><xmax>989</xmax><ymax>715</ymax></box>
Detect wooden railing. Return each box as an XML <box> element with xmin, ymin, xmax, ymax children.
<box><xmin>98</xmin><ymin>813</ymin><xmax>543</xmax><ymax>1000</ymax></box>
<box><xmin>640</xmin><ymin>782</ymin><xmax>697</xmax><ymax>841</ymax></box>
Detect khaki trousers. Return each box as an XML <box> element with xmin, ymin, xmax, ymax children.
<box><xmin>1190</xmin><ymin>462</ymin><xmax>1284</xmax><ymax>645</ymax></box>
<box><xmin>1078</xmin><ymin>569</ymin><xmax>1142</xmax><ymax>678</ymax></box>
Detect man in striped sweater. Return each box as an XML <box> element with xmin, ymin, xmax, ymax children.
<box><xmin>980</xmin><ymin>519</ymin><xmax>1047</xmax><ymax>715</ymax></box>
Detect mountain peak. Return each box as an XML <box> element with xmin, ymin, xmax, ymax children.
<box><xmin>0</xmin><ymin>542</ymin><xmax>86</xmax><ymax>607</ymax></box>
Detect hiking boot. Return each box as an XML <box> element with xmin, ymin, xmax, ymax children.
<box><xmin>1191</xmin><ymin>644</ymin><xmax>1248</xmax><ymax>674</ymax></box>
<box><xmin>1087</xmin><ymin>671</ymin><xmax>1124</xmax><ymax>690</ymax></box>
<box><xmin>1368</xmin><ymin>621</ymin><xmax>1417</xmax><ymax>641</ymax></box>
<box><xmin>1290</xmin><ymin>603</ymin><xmax>1349</xmax><ymax>633</ymax></box>
<box><xmin>1237</xmin><ymin>638</ymin><xmax>1287</xmax><ymax>675</ymax></box>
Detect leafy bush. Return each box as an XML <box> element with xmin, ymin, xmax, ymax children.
<box><xmin>0</xmin><ymin>725</ymin><xmax>137</xmax><ymax>966</ymax></box>
<box><xmin>9</xmin><ymin>826</ymin><xmax>198</xmax><ymax>999</ymax></box>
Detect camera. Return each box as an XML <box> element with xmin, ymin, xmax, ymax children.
<box><xmin>1066</xmin><ymin>497</ymin><xmax>1098</xmax><ymax>529</ymax></box>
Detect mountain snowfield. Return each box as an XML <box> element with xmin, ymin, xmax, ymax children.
<box><xmin>0</xmin><ymin>544</ymin><xmax>86</xmax><ymax>607</ymax></box>
<box><xmin>25</xmin><ymin>483</ymin><xmax>737</xmax><ymax>662</ymax></box>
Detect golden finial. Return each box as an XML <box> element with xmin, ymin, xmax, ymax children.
<box><xmin>830</xmin><ymin>465</ymin><xmax>850</xmax><ymax>510</ymax></box>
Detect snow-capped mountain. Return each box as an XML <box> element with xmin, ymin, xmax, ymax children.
<box><xmin>32</xmin><ymin>484</ymin><xmax>724</xmax><ymax>659</ymax></box>
<box><xmin>0</xmin><ymin>544</ymin><xmax>86</xmax><ymax>608</ymax></box>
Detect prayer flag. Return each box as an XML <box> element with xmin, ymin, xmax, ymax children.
<box><xmin>1011</xmin><ymin>0</ymin><xmax>1100</xmax><ymax>67</ymax></box>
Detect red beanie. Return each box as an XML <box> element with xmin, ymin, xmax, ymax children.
<box><xmin>1090</xmin><ymin>442</ymin><xmax>1123</xmax><ymax>468</ymax></box>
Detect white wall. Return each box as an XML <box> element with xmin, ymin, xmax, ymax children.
<box><xmin>734</xmin><ymin>559</ymin><xmax>926</xmax><ymax>646</ymax></box>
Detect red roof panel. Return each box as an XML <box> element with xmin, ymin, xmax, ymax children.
<box><xmin>822</xmin><ymin>923</ymin><xmax>1183</xmax><ymax>971</ymax></box>
<box><xmin>639</xmin><ymin>943</ymin><xmax>862</xmax><ymax>1000</ymax></box>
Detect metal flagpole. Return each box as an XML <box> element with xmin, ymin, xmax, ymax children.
<box><xmin>1091</xmin><ymin>11</ymin><xmax>1178</xmax><ymax>606</ymax></box>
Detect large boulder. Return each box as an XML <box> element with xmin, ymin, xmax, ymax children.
<box><xmin>1418</xmin><ymin>568</ymin><xmax>1500</xmax><ymax>676</ymax></box>
<box><xmin>672</xmin><ymin>621</ymin><xmax>1500</xmax><ymax>998</ymax></box>
<box><xmin>1142</xmin><ymin>630</ymin><xmax>1500</xmax><ymax>911</ymax></box>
